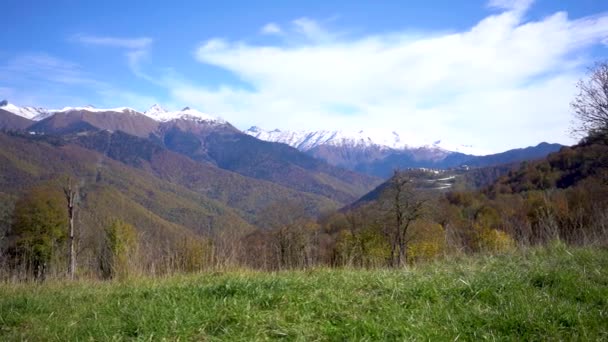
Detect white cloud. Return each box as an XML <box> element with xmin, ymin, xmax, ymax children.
<box><xmin>261</xmin><ymin>22</ymin><xmax>282</xmax><ymax>35</ymax></box>
<box><xmin>181</xmin><ymin>4</ymin><xmax>608</xmax><ymax>153</ymax></box>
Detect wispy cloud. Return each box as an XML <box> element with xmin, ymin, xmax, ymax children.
<box><xmin>71</xmin><ymin>34</ymin><xmax>153</xmax><ymax>49</ymax></box>
<box><xmin>0</xmin><ymin>53</ymin><xmax>103</xmax><ymax>87</ymax></box>
<box><xmin>291</xmin><ymin>17</ymin><xmax>334</xmax><ymax>42</ymax></box>
<box><xmin>487</xmin><ymin>0</ymin><xmax>534</xmax><ymax>12</ymax></box>
<box><xmin>0</xmin><ymin>53</ymin><xmax>102</xmax><ymax>107</ymax></box>
<box><xmin>0</xmin><ymin>53</ymin><xmax>158</xmax><ymax>110</ymax></box>
<box><xmin>180</xmin><ymin>1</ymin><xmax>608</xmax><ymax>153</ymax></box>
<box><xmin>261</xmin><ymin>23</ymin><xmax>282</xmax><ymax>35</ymax></box>
<box><xmin>72</xmin><ymin>34</ymin><xmax>154</xmax><ymax>81</ymax></box>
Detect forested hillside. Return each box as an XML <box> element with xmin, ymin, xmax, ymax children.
<box><xmin>1</xmin><ymin>128</ymin><xmax>606</xmax><ymax>277</ymax></box>
<box><xmin>0</xmin><ymin>132</ymin><xmax>258</xmax><ymax>277</ymax></box>
<box><xmin>320</xmin><ymin>133</ymin><xmax>607</xmax><ymax>268</ymax></box>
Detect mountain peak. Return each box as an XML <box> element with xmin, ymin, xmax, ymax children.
<box><xmin>145</xmin><ymin>104</ymin><xmax>167</xmax><ymax>115</ymax></box>
<box><xmin>246</xmin><ymin>126</ymin><xmax>262</xmax><ymax>133</ymax></box>
<box><xmin>0</xmin><ymin>101</ymin><xmax>52</xmax><ymax>120</ymax></box>
<box><xmin>142</xmin><ymin>104</ymin><xmax>227</xmax><ymax>124</ymax></box>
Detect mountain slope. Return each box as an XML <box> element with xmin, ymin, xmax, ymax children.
<box><xmin>487</xmin><ymin>133</ymin><xmax>608</xmax><ymax>194</ymax></box>
<box><xmin>0</xmin><ymin>132</ymin><xmax>255</xmax><ymax>239</ymax></box>
<box><xmin>70</xmin><ymin>130</ymin><xmax>339</xmax><ymax>223</ymax></box>
<box><xmin>349</xmin><ymin>133</ymin><xmax>605</xmax><ymax>211</ymax></box>
<box><xmin>0</xmin><ymin>109</ymin><xmax>33</xmax><ymax>131</ymax></box>
<box><xmin>29</xmin><ymin>109</ymin><xmax>159</xmax><ymax>138</ymax></box>
<box><xmin>463</xmin><ymin>142</ymin><xmax>564</xmax><ymax>167</ymax></box>
<box><xmin>12</xmin><ymin>102</ymin><xmax>379</xmax><ymax>204</ymax></box>
<box><xmin>162</xmin><ymin>123</ymin><xmax>382</xmax><ymax>204</ymax></box>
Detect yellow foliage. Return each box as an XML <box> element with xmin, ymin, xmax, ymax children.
<box><xmin>334</xmin><ymin>228</ymin><xmax>389</xmax><ymax>267</ymax></box>
<box><xmin>177</xmin><ymin>237</ymin><xmax>211</xmax><ymax>272</ymax></box>
<box><xmin>407</xmin><ymin>220</ymin><xmax>445</xmax><ymax>263</ymax></box>
<box><xmin>103</xmin><ymin>219</ymin><xmax>139</xmax><ymax>280</ymax></box>
<box><xmin>475</xmin><ymin>225</ymin><xmax>515</xmax><ymax>252</ymax></box>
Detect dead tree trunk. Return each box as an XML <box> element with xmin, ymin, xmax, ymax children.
<box><xmin>64</xmin><ymin>178</ymin><xmax>77</xmax><ymax>280</ymax></box>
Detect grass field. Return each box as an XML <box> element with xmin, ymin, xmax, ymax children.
<box><xmin>1</xmin><ymin>243</ymin><xmax>607</xmax><ymax>341</ymax></box>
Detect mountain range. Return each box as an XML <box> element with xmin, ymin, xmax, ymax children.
<box><xmin>245</xmin><ymin>126</ymin><xmax>563</xmax><ymax>177</ymax></box>
<box><xmin>0</xmin><ymin>100</ymin><xmax>381</xmax><ymax>215</ymax></box>
<box><xmin>1</xmin><ymin>101</ymin><xmax>564</xmax><ymax>180</ymax></box>
<box><xmin>0</xmin><ymin>99</ymin><xmax>570</xmax><ymax>263</ymax></box>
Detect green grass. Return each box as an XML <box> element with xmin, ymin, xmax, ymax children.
<box><xmin>1</xmin><ymin>245</ymin><xmax>607</xmax><ymax>341</ymax></box>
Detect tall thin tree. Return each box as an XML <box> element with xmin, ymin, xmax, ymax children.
<box><xmin>63</xmin><ymin>178</ymin><xmax>77</xmax><ymax>279</ymax></box>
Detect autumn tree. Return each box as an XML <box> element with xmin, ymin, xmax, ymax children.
<box><xmin>99</xmin><ymin>219</ymin><xmax>138</xmax><ymax>279</ymax></box>
<box><xmin>261</xmin><ymin>201</ymin><xmax>317</xmax><ymax>269</ymax></box>
<box><xmin>571</xmin><ymin>61</ymin><xmax>608</xmax><ymax>137</ymax></box>
<box><xmin>6</xmin><ymin>187</ymin><xmax>68</xmax><ymax>280</ymax></box>
<box><xmin>380</xmin><ymin>171</ymin><xmax>427</xmax><ymax>267</ymax></box>
<box><xmin>332</xmin><ymin>205</ymin><xmax>389</xmax><ymax>268</ymax></box>
<box><xmin>175</xmin><ymin>236</ymin><xmax>212</xmax><ymax>272</ymax></box>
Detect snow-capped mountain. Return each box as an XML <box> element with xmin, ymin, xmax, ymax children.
<box><xmin>244</xmin><ymin>126</ymin><xmax>490</xmax><ymax>156</ymax></box>
<box><xmin>0</xmin><ymin>100</ymin><xmax>54</xmax><ymax>121</ymax></box>
<box><xmin>55</xmin><ymin>105</ymin><xmax>139</xmax><ymax>114</ymax></box>
<box><xmin>245</xmin><ymin>126</ymin><xmax>408</xmax><ymax>151</ymax></box>
<box><xmin>244</xmin><ymin>126</ymin><xmax>469</xmax><ymax>155</ymax></box>
<box><xmin>244</xmin><ymin>126</ymin><xmax>461</xmax><ymax>173</ymax></box>
<box><xmin>1</xmin><ymin>100</ymin><xmax>233</xmax><ymax>141</ymax></box>
<box><xmin>0</xmin><ymin>100</ymin><xmax>227</xmax><ymax>126</ymax></box>
<box><xmin>0</xmin><ymin>100</ymin><xmax>562</xmax><ymax>178</ymax></box>
<box><xmin>0</xmin><ymin>100</ymin><xmax>140</xmax><ymax>121</ymax></box>
<box><xmin>144</xmin><ymin>104</ymin><xmax>226</xmax><ymax>124</ymax></box>
<box><xmin>244</xmin><ymin>126</ymin><xmax>519</xmax><ymax>176</ymax></box>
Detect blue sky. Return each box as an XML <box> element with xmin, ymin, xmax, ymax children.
<box><xmin>1</xmin><ymin>0</ymin><xmax>608</xmax><ymax>153</ymax></box>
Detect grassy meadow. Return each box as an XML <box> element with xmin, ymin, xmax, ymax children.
<box><xmin>1</xmin><ymin>244</ymin><xmax>607</xmax><ymax>341</ymax></box>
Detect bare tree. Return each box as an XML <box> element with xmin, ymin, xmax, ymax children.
<box><xmin>381</xmin><ymin>171</ymin><xmax>426</xmax><ymax>267</ymax></box>
<box><xmin>260</xmin><ymin>201</ymin><xmax>313</xmax><ymax>270</ymax></box>
<box><xmin>571</xmin><ymin>61</ymin><xmax>608</xmax><ymax>137</ymax></box>
<box><xmin>63</xmin><ymin>178</ymin><xmax>77</xmax><ymax>279</ymax></box>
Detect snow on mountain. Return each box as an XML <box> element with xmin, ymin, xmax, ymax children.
<box><xmin>55</xmin><ymin>105</ymin><xmax>139</xmax><ymax>114</ymax></box>
<box><xmin>0</xmin><ymin>100</ymin><xmax>54</xmax><ymax>121</ymax></box>
<box><xmin>1</xmin><ymin>100</ymin><xmax>227</xmax><ymax>126</ymax></box>
<box><xmin>0</xmin><ymin>100</ymin><xmax>140</xmax><ymax>121</ymax></box>
<box><xmin>431</xmin><ymin>141</ymin><xmax>482</xmax><ymax>156</ymax></box>
<box><xmin>245</xmin><ymin>126</ymin><xmax>486</xmax><ymax>156</ymax></box>
<box><xmin>144</xmin><ymin>104</ymin><xmax>227</xmax><ymax>124</ymax></box>
<box><xmin>245</xmin><ymin>127</ymin><xmax>409</xmax><ymax>151</ymax></box>
<box><xmin>1</xmin><ymin>100</ymin><xmax>481</xmax><ymax>155</ymax></box>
